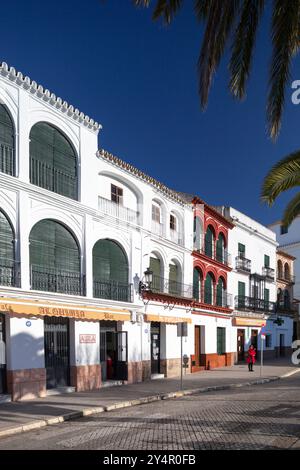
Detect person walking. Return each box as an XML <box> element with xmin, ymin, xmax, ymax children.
<box><xmin>247</xmin><ymin>344</ymin><xmax>256</xmax><ymax>372</ymax></box>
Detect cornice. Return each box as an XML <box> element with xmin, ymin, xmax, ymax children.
<box><xmin>0</xmin><ymin>62</ymin><xmax>101</xmax><ymax>133</ymax></box>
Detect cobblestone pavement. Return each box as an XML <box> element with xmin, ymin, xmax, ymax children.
<box><xmin>0</xmin><ymin>375</ymin><xmax>299</xmax><ymax>450</ymax></box>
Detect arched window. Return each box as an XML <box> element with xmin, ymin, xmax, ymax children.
<box><xmin>29</xmin><ymin>219</ymin><xmax>82</xmax><ymax>295</ymax></box>
<box><xmin>193</xmin><ymin>268</ymin><xmax>202</xmax><ymax>302</ymax></box>
<box><xmin>93</xmin><ymin>239</ymin><xmax>130</xmax><ymax>301</ymax></box>
<box><xmin>216</xmin><ymin>233</ymin><xmax>225</xmax><ymax>263</ymax></box>
<box><xmin>204</xmin><ymin>272</ymin><xmax>214</xmax><ymax>305</ymax></box>
<box><xmin>277</xmin><ymin>260</ymin><xmax>283</xmax><ymax>279</ymax></box>
<box><xmin>284</xmin><ymin>263</ymin><xmax>290</xmax><ymax>281</ymax></box>
<box><xmin>29</xmin><ymin>122</ymin><xmax>78</xmax><ymax>199</ymax></box>
<box><xmin>0</xmin><ymin>104</ymin><xmax>15</xmax><ymax>176</ymax></box>
<box><xmin>0</xmin><ymin>210</ymin><xmax>16</xmax><ymax>286</ymax></box>
<box><xmin>205</xmin><ymin>226</ymin><xmax>215</xmax><ymax>258</ymax></box>
<box><xmin>216</xmin><ymin>277</ymin><xmax>226</xmax><ymax>307</ymax></box>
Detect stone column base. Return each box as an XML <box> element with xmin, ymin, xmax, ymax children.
<box><xmin>160</xmin><ymin>358</ymin><xmax>182</xmax><ymax>378</ymax></box>
<box><xmin>7</xmin><ymin>368</ymin><xmax>46</xmax><ymax>401</ymax></box>
<box><xmin>70</xmin><ymin>365</ymin><xmax>101</xmax><ymax>392</ymax></box>
<box><xmin>127</xmin><ymin>361</ymin><xmax>151</xmax><ymax>383</ymax></box>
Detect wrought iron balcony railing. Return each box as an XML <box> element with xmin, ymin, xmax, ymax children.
<box><xmin>98</xmin><ymin>196</ymin><xmax>139</xmax><ymax>225</ymax></box>
<box><xmin>0</xmin><ymin>143</ymin><xmax>14</xmax><ymax>176</ymax></box>
<box><xmin>30</xmin><ymin>158</ymin><xmax>77</xmax><ymax>200</ymax></box>
<box><xmin>151</xmin><ymin>220</ymin><xmax>164</xmax><ymax>237</ymax></box>
<box><xmin>149</xmin><ymin>274</ymin><xmax>193</xmax><ymax>299</ymax></box>
<box><xmin>276</xmin><ymin>301</ymin><xmax>299</xmax><ymax>315</ymax></box>
<box><xmin>262</xmin><ymin>266</ymin><xmax>275</xmax><ymax>281</ymax></box>
<box><xmin>235</xmin><ymin>256</ymin><xmax>251</xmax><ymax>273</ymax></box>
<box><xmin>170</xmin><ymin>229</ymin><xmax>184</xmax><ymax>246</ymax></box>
<box><xmin>93</xmin><ymin>280</ymin><xmax>133</xmax><ymax>302</ymax></box>
<box><xmin>235</xmin><ymin>295</ymin><xmax>275</xmax><ymax>313</ymax></box>
<box><xmin>30</xmin><ymin>265</ymin><xmax>85</xmax><ymax>296</ymax></box>
<box><xmin>0</xmin><ymin>260</ymin><xmax>20</xmax><ymax>287</ymax></box>
<box><xmin>193</xmin><ymin>287</ymin><xmax>232</xmax><ymax>308</ymax></box>
<box><xmin>277</xmin><ymin>271</ymin><xmax>296</xmax><ymax>284</ymax></box>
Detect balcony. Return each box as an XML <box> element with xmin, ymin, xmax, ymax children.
<box><xmin>93</xmin><ymin>280</ymin><xmax>133</xmax><ymax>302</ymax></box>
<box><xmin>170</xmin><ymin>229</ymin><xmax>184</xmax><ymax>246</ymax></box>
<box><xmin>277</xmin><ymin>271</ymin><xmax>295</xmax><ymax>284</ymax></box>
<box><xmin>0</xmin><ymin>143</ymin><xmax>14</xmax><ymax>176</ymax></box>
<box><xmin>98</xmin><ymin>196</ymin><xmax>139</xmax><ymax>225</ymax></box>
<box><xmin>235</xmin><ymin>295</ymin><xmax>275</xmax><ymax>313</ymax></box>
<box><xmin>151</xmin><ymin>220</ymin><xmax>164</xmax><ymax>237</ymax></box>
<box><xmin>0</xmin><ymin>260</ymin><xmax>20</xmax><ymax>287</ymax></box>
<box><xmin>235</xmin><ymin>256</ymin><xmax>251</xmax><ymax>273</ymax></box>
<box><xmin>276</xmin><ymin>301</ymin><xmax>299</xmax><ymax>315</ymax></box>
<box><xmin>194</xmin><ymin>239</ymin><xmax>231</xmax><ymax>267</ymax></box>
<box><xmin>262</xmin><ymin>266</ymin><xmax>275</xmax><ymax>281</ymax></box>
<box><xmin>30</xmin><ymin>265</ymin><xmax>85</xmax><ymax>296</ymax></box>
<box><xmin>194</xmin><ymin>287</ymin><xmax>232</xmax><ymax>309</ymax></box>
<box><xmin>30</xmin><ymin>158</ymin><xmax>77</xmax><ymax>200</ymax></box>
<box><xmin>149</xmin><ymin>274</ymin><xmax>193</xmax><ymax>299</ymax></box>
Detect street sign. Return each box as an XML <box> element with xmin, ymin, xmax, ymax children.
<box><xmin>261</xmin><ymin>334</ymin><xmax>266</xmax><ymax>340</ymax></box>
<box><xmin>177</xmin><ymin>322</ymin><xmax>188</xmax><ymax>337</ymax></box>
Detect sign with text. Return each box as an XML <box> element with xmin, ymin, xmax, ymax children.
<box><xmin>79</xmin><ymin>334</ymin><xmax>96</xmax><ymax>344</ymax></box>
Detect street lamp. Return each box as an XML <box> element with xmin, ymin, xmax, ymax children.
<box><xmin>139</xmin><ymin>267</ymin><xmax>153</xmax><ymax>294</ymax></box>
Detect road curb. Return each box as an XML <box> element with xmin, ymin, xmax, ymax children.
<box><xmin>0</xmin><ymin>369</ymin><xmax>298</xmax><ymax>440</ymax></box>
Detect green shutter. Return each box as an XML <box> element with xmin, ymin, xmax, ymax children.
<box><xmin>205</xmin><ymin>227</ymin><xmax>214</xmax><ymax>257</ymax></box>
<box><xmin>0</xmin><ymin>210</ymin><xmax>14</xmax><ymax>263</ymax></box>
<box><xmin>150</xmin><ymin>257</ymin><xmax>161</xmax><ymax>292</ymax></box>
<box><xmin>30</xmin><ymin>220</ymin><xmax>80</xmax><ymax>273</ymax></box>
<box><xmin>238</xmin><ymin>281</ymin><xmax>245</xmax><ymax>308</ymax></box>
<box><xmin>217</xmin><ymin>327</ymin><xmax>226</xmax><ymax>355</ymax></box>
<box><xmin>30</xmin><ymin>122</ymin><xmax>77</xmax><ymax>199</ymax></box>
<box><xmin>216</xmin><ymin>278</ymin><xmax>224</xmax><ymax>306</ymax></box>
<box><xmin>0</xmin><ymin>104</ymin><xmax>14</xmax><ymax>175</ymax></box>
<box><xmin>264</xmin><ymin>255</ymin><xmax>270</xmax><ymax>268</ymax></box>
<box><xmin>193</xmin><ymin>268</ymin><xmax>200</xmax><ymax>300</ymax></box>
<box><xmin>264</xmin><ymin>288</ymin><xmax>269</xmax><ymax>302</ymax></box>
<box><xmin>93</xmin><ymin>240</ymin><xmax>128</xmax><ymax>284</ymax></box>
<box><xmin>204</xmin><ymin>273</ymin><xmax>213</xmax><ymax>304</ymax></box>
<box><xmin>169</xmin><ymin>264</ymin><xmax>178</xmax><ymax>295</ymax></box>
<box><xmin>238</xmin><ymin>243</ymin><xmax>245</xmax><ymax>256</ymax></box>
<box><xmin>216</xmin><ymin>234</ymin><xmax>224</xmax><ymax>262</ymax></box>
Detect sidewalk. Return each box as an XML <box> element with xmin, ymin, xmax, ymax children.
<box><xmin>0</xmin><ymin>358</ymin><xmax>299</xmax><ymax>439</ymax></box>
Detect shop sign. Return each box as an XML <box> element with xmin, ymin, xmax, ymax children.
<box><xmin>79</xmin><ymin>334</ymin><xmax>96</xmax><ymax>344</ymax></box>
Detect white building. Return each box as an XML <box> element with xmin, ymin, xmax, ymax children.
<box><xmin>217</xmin><ymin>207</ymin><xmax>293</xmax><ymax>360</ymax></box>
<box><xmin>0</xmin><ymin>63</ymin><xmax>193</xmax><ymax>401</ymax></box>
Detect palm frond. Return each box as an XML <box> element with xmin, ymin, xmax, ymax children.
<box><xmin>194</xmin><ymin>0</ymin><xmax>214</xmax><ymax>22</ymax></box>
<box><xmin>261</xmin><ymin>151</ymin><xmax>300</xmax><ymax>205</ymax></box>
<box><xmin>282</xmin><ymin>191</ymin><xmax>300</xmax><ymax>227</ymax></box>
<box><xmin>133</xmin><ymin>0</ymin><xmax>151</xmax><ymax>6</ymax></box>
<box><xmin>267</xmin><ymin>0</ymin><xmax>300</xmax><ymax>140</ymax></box>
<box><xmin>151</xmin><ymin>0</ymin><xmax>184</xmax><ymax>24</ymax></box>
<box><xmin>229</xmin><ymin>0</ymin><xmax>265</xmax><ymax>100</ymax></box>
<box><xmin>198</xmin><ymin>0</ymin><xmax>241</xmax><ymax>109</ymax></box>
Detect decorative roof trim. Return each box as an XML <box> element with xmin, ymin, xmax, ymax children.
<box><xmin>97</xmin><ymin>149</ymin><xmax>190</xmax><ymax>206</ymax></box>
<box><xmin>277</xmin><ymin>249</ymin><xmax>296</xmax><ymax>260</ymax></box>
<box><xmin>0</xmin><ymin>62</ymin><xmax>102</xmax><ymax>133</ymax></box>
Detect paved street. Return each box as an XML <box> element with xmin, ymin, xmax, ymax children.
<box><xmin>0</xmin><ymin>374</ymin><xmax>299</xmax><ymax>450</ymax></box>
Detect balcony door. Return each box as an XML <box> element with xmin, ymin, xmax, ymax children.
<box><xmin>0</xmin><ymin>210</ymin><xmax>16</xmax><ymax>287</ymax></box>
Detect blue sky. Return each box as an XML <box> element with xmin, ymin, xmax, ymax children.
<box><xmin>2</xmin><ymin>0</ymin><xmax>300</xmax><ymax>224</ymax></box>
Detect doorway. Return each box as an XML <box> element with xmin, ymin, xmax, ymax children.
<box><xmin>251</xmin><ymin>329</ymin><xmax>258</xmax><ymax>350</ymax></box>
<box><xmin>44</xmin><ymin>317</ymin><xmax>70</xmax><ymax>389</ymax></box>
<box><xmin>100</xmin><ymin>321</ymin><xmax>128</xmax><ymax>382</ymax></box>
<box><xmin>151</xmin><ymin>322</ymin><xmax>160</xmax><ymax>374</ymax></box>
<box><xmin>237</xmin><ymin>329</ymin><xmax>245</xmax><ymax>362</ymax></box>
<box><xmin>0</xmin><ymin>314</ymin><xmax>6</xmax><ymax>394</ymax></box>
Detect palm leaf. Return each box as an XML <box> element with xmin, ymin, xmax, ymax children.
<box><xmin>229</xmin><ymin>0</ymin><xmax>265</xmax><ymax>100</ymax></box>
<box><xmin>261</xmin><ymin>151</ymin><xmax>300</xmax><ymax>205</ymax></box>
<box><xmin>198</xmin><ymin>0</ymin><xmax>241</xmax><ymax>109</ymax></box>
<box><xmin>282</xmin><ymin>191</ymin><xmax>300</xmax><ymax>227</ymax></box>
<box><xmin>267</xmin><ymin>0</ymin><xmax>300</xmax><ymax>140</ymax></box>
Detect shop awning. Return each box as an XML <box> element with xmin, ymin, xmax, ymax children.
<box><xmin>144</xmin><ymin>314</ymin><xmax>192</xmax><ymax>324</ymax></box>
<box><xmin>0</xmin><ymin>297</ymin><xmax>131</xmax><ymax>322</ymax></box>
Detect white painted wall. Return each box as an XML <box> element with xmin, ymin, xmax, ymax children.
<box><xmin>70</xmin><ymin>320</ymin><xmax>100</xmax><ymax>367</ymax></box>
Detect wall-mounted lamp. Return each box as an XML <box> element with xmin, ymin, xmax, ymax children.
<box><xmin>138</xmin><ymin>267</ymin><xmax>153</xmax><ymax>294</ymax></box>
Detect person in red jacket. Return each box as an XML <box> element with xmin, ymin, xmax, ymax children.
<box><xmin>247</xmin><ymin>344</ymin><xmax>256</xmax><ymax>372</ymax></box>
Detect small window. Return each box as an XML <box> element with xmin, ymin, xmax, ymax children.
<box><xmin>170</xmin><ymin>214</ymin><xmax>177</xmax><ymax>231</ymax></box>
<box><xmin>280</xmin><ymin>225</ymin><xmax>288</xmax><ymax>235</ymax></box>
<box><xmin>152</xmin><ymin>204</ymin><xmax>161</xmax><ymax>223</ymax></box>
<box><xmin>217</xmin><ymin>327</ymin><xmax>226</xmax><ymax>355</ymax></box>
<box><xmin>264</xmin><ymin>255</ymin><xmax>270</xmax><ymax>268</ymax></box>
<box><xmin>111</xmin><ymin>184</ymin><xmax>123</xmax><ymax>205</ymax></box>
<box><xmin>238</xmin><ymin>243</ymin><xmax>245</xmax><ymax>257</ymax></box>
<box><xmin>265</xmin><ymin>334</ymin><xmax>272</xmax><ymax>348</ymax></box>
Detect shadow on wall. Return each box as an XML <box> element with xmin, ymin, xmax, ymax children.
<box><xmin>8</xmin><ymin>331</ymin><xmax>45</xmax><ymax>370</ymax></box>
